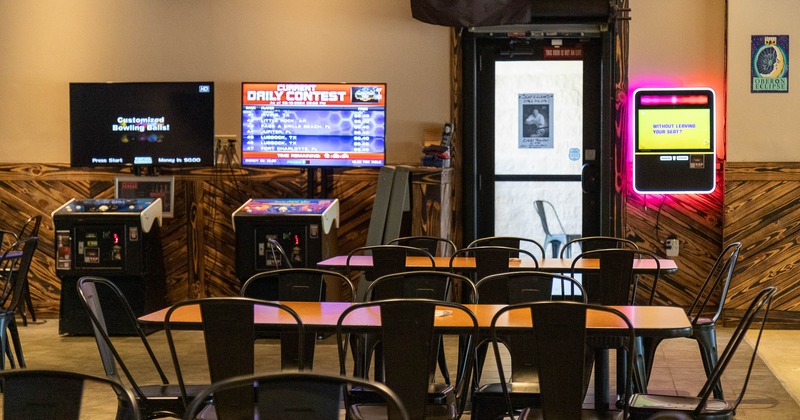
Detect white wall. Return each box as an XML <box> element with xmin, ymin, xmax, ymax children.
<box><xmin>628</xmin><ymin>0</ymin><xmax>727</xmax><ymax>159</ymax></box>
<box><xmin>727</xmin><ymin>0</ymin><xmax>800</xmax><ymax>162</ymax></box>
<box><xmin>0</xmin><ymin>0</ymin><xmax>451</xmax><ymax>164</ymax></box>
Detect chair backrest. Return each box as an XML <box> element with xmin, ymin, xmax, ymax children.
<box><xmin>570</xmin><ymin>247</ymin><xmax>661</xmax><ymax>305</ymax></box>
<box><xmin>164</xmin><ymin>297</ymin><xmax>305</xmax><ymax>414</ymax></box>
<box><xmin>560</xmin><ymin>235</ymin><xmax>639</xmax><ymax>259</ymax></box>
<box><xmin>347</xmin><ymin>245</ymin><xmax>436</xmax><ymax>301</ymax></box>
<box><xmin>336</xmin><ymin>299</ymin><xmax>479</xmax><ymax>420</ymax></box>
<box><xmin>77</xmin><ymin>276</ymin><xmax>170</xmax><ymax>399</ymax></box>
<box><xmin>534</xmin><ymin>200</ymin><xmax>567</xmax><ymax>236</ymax></box>
<box><xmin>265</xmin><ymin>237</ymin><xmax>293</xmax><ymax>269</ymax></box>
<box><xmin>366</xmin><ymin>270</ymin><xmax>478</xmax><ymax>303</ymax></box>
<box><xmin>468</xmin><ymin>236</ymin><xmax>546</xmax><ymax>261</ymax></box>
<box><xmin>387</xmin><ymin>235</ymin><xmax>457</xmax><ymax>257</ymax></box>
<box><xmin>694</xmin><ymin>286</ymin><xmax>777</xmax><ymax>415</ymax></box>
<box><xmin>475</xmin><ymin>271</ymin><xmax>587</xmax><ymax>305</ymax></box>
<box><xmin>687</xmin><ymin>242</ymin><xmax>742</xmax><ymax>327</ymax></box>
<box><xmin>184</xmin><ymin>371</ymin><xmax>410</xmax><ymax>420</ymax></box>
<box><xmin>0</xmin><ymin>369</ymin><xmax>140</xmax><ymax>420</ymax></box>
<box><xmin>450</xmin><ymin>245</ymin><xmax>539</xmax><ymax>282</ymax></box>
<box><xmin>475</xmin><ymin>272</ymin><xmax>587</xmax><ymax>385</ymax></box>
<box><xmin>347</xmin><ymin>244</ymin><xmax>435</xmax><ymax>279</ymax></box>
<box><xmin>17</xmin><ymin>215</ymin><xmax>42</xmax><ymax>240</ymax></box>
<box><xmin>490</xmin><ymin>302</ymin><xmax>635</xmax><ymax>419</ymax></box>
<box><xmin>241</xmin><ymin>267</ymin><xmax>356</xmax><ymax>302</ymax></box>
<box><xmin>0</xmin><ymin>237</ymin><xmax>38</xmax><ymax>311</ymax></box>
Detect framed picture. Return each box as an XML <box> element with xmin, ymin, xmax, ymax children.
<box><xmin>115</xmin><ymin>176</ymin><xmax>175</xmax><ymax>218</ymax></box>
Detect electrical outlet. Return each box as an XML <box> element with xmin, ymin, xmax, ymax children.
<box><xmin>665</xmin><ymin>238</ymin><xmax>679</xmax><ymax>257</ymax></box>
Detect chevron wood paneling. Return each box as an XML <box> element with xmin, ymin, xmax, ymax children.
<box><xmin>624</xmin><ymin>165</ymin><xmax>724</xmax><ymax>317</ymax></box>
<box><xmin>0</xmin><ymin>164</ymin><xmax>389</xmax><ymax>318</ymax></box>
<box><xmin>724</xmin><ymin>162</ymin><xmax>800</xmax><ymax>327</ymax></box>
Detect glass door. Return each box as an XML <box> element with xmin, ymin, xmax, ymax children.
<box><xmin>464</xmin><ymin>34</ymin><xmax>605</xmax><ymax>256</ymax></box>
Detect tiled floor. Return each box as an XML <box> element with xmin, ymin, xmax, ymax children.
<box><xmin>4</xmin><ymin>318</ymin><xmax>800</xmax><ymax>419</ymax></box>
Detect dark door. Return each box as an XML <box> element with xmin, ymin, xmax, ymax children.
<box><xmin>462</xmin><ymin>32</ymin><xmax>610</xmax><ymax>253</ymax></box>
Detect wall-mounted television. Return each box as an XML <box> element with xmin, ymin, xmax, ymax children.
<box><xmin>69</xmin><ymin>82</ymin><xmax>215</xmax><ymax>168</ymax></box>
<box><xmin>241</xmin><ymin>82</ymin><xmax>386</xmax><ymax>168</ymax></box>
<box><xmin>633</xmin><ymin>87</ymin><xmax>716</xmax><ymax>194</ymax></box>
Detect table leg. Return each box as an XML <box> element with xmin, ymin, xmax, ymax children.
<box><xmin>594</xmin><ymin>348</ymin><xmax>609</xmax><ymax>410</ymax></box>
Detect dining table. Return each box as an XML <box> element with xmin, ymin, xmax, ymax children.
<box><xmin>316</xmin><ymin>255</ymin><xmax>677</xmax><ymax>274</ymax></box>
<box><xmin>139</xmin><ymin>301</ymin><xmax>691</xmax><ymax>411</ymax></box>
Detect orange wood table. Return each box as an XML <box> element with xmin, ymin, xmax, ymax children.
<box><xmin>317</xmin><ymin>255</ymin><xmax>677</xmax><ymax>274</ymax></box>
<box><xmin>139</xmin><ymin>301</ymin><xmax>690</xmax><ymax>337</ymax></box>
<box><xmin>140</xmin><ymin>301</ymin><xmax>690</xmax><ymax>410</ymax></box>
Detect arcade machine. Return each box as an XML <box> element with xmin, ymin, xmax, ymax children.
<box><xmin>52</xmin><ymin>198</ymin><xmax>166</xmax><ymax>335</ymax></box>
<box><xmin>232</xmin><ymin>198</ymin><xmax>339</xmax><ymax>299</ymax></box>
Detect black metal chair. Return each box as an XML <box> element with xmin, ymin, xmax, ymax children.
<box><xmin>78</xmin><ymin>276</ymin><xmax>205</xmax><ymax>418</ymax></box>
<box><xmin>265</xmin><ymin>237</ymin><xmax>293</xmax><ymax>269</ymax></box>
<box><xmin>470</xmin><ymin>271</ymin><xmax>588</xmax><ymax>420</ymax></box>
<box><xmin>337</xmin><ymin>299</ymin><xmax>479</xmax><ymax>420</ymax></box>
<box><xmin>388</xmin><ymin>235</ymin><xmax>457</xmax><ymax>257</ymax></box>
<box><xmin>0</xmin><ymin>237</ymin><xmax>37</xmax><ymax>371</ymax></box>
<box><xmin>449</xmin><ymin>246</ymin><xmax>539</xmax><ymax>284</ymax></box>
<box><xmin>628</xmin><ymin>286</ymin><xmax>778</xmax><ymax>420</ymax></box>
<box><xmin>570</xmin><ymin>247</ymin><xmax>661</xmax><ymax>405</ymax></box>
<box><xmin>0</xmin><ymin>215</ymin><xmax>42</xmax><ymax>326</ymax></box>
<box><xmin>559</xmin><ymin>235</ymin><xmax>640</xmax><ymax>259</ymax></box>
<box><xmin>490</xmin><ymin>302</ymin><xmax>637</xmax><ymax>420</ymax></box>
<box><xmin>533</xmin><ymin>200</ymin><xmax>581</xmax><ymax>258</ymax></box>
<box><xmin>346</xmin><ymin>244</ymin><xmax>436</xmax><ymax>302</ymax></box>
<box><xmin>240</xmin><ymin>268</ymin><xmax>355</xmax><ymax>369</ymax></box>
<box><xmin>0</xmin><ymin>369</ymin><xmax>140</xmax><ymax>420</ymax></box>
<box><xmin>183</xmin><ymin>371</ymin><xmax>410</xmax><ymax>420</ymax></box>
<box><xmin>360</xmin><ymin>270</ymin><xmax>477</xmax><ymax>400</ymax></box>
<box><xmin>5</xmin><ymin>215</ymin><xmax>41</xmax><ymax>326</ymax></box>
<box><xmin>569</xmin><ymin>247</ymin><xmax>661</xmax><ymax>306</ymax></box>
<box><xmin>468</xmin><ymin>236</ymin><xmax>546</xmax><ymax>261</ymax></box>
<box><xmin>164</xmin><ymin>297</ymin><xmax>305</xmax><ymax>417</ymax></box>
<box><xmin>640</xmin><ymin>242</ymin><xmax>742</xmax><ymax>399</ymax></box>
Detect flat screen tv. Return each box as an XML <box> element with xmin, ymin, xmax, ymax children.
<box><xmin>241</xmin><ymin>82</ymin><xmax>386</xmax><ymax>168</ymax></box>
<box><xmin>70</xmin><ymin>82</ymin><xmax>215</xmax><ymax>168</ymax></box>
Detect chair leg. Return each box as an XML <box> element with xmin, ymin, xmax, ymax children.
<box><xmin>638</xmin><ymin>336</ymin><xmax>664</xmax><ymax>389</ymax></box>
<box><xmin>436</xmin><ymin>335</ymin><xmax>451</xmax><ymax>385</ymax></box>
<box><xmin>24</xmin><ymin>282</ymin><xmax>36</xmax><ymax>323</ymax></box>
<box><xmin>7</xmin><ymin>321</ymin><xmax>25</xmax><ymax>368</ymax></box>
<box><xmin>0</xmin><ymin>320</ymin><xmax>8</xmax><ymax>371</ymax></box>
<box><xmin>4</xmin><ymin>336</ymin><xmax>16</xmax><ymax>369</ymax></box>
<box><xmin>694</xmin><ymin>327</ymin><xmax>723</xmax><ymax>399</ymax></box>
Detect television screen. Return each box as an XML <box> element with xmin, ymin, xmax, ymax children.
<box><xmin>637</xmin><ymin>108</ymin><xmax>712</xmax><ymax>151</ymax></box>
<box><xmin>70</xmin><ymin>82</ymin><xmax>215</xmax><ymax>167</ymax></box>
<box><xmin>241</xmin><ymin>82</ymin><xmax>386</xmax><ymax>168</ymax></box>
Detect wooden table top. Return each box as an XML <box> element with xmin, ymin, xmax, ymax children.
<box><xmin>316</xmin><ymin>255</ymin><xmax>677</xmax><ymax>273</ymax></box>
<box><xmin>139</xmin><ymin>301</ymin><xmax>691</xmax><ymax>338</ymax></box>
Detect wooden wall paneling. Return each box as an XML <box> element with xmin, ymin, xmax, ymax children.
<box><xmin>624</xmin><ymin>167</ymin><xmax>723</xmax><ymax>310</ymax></box>
<box><xmin>408</xmin><ymin>168</ymin><xmax>453</xmax><ymax>249</ymax></box>
<box><xmin>0</xmin><ymin>164</ymin><xmax>397</xmax><ymax>318</ymax></box>
<box><xmin>0</xmin><ymin>165</ymin><xmax>122</xmax><ymax>318</ymax></box>
<box><xmin>725</xmin><ymin>162</ymin><xmax>800</xmax><ymax>327</ymax></box>
<box><xmin>330</xmin><ymin>169</ymin><xmax>380</xmax><ymax>255</ymax></box>
<box><xmin>198</xmin><ymin>177</ymin><xmax>245</xmax><ymax>298</ymax></box>
<box><xmin>160</xmin><ymin>180</ymin><xmax>190</xmax><ymax>303</ymax></box>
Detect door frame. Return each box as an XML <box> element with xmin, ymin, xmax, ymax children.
<box><xmin>460</xmin><ymin>27</ymin><xmax>622</xmax><ymax>244</ymax></box>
